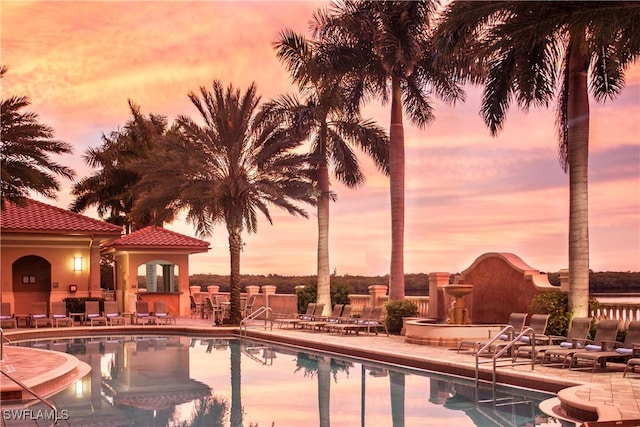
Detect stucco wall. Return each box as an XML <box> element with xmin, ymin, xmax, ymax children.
<box><xmin>1</xmin><ymin>244</ymin><xmax>94</xmax><ymax>313</ymax></box>
<box><xmin>457</xmin><ymin>252</ymin><xmax>557</xmax><ymax>324</ymax></box>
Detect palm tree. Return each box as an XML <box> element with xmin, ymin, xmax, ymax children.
<box><xmin>134</xmin><ymin>80</ymin><xmax>315</xmax><ymax>323</ymax></box>
<box><xmin>312</xmin><ymin>1</ymin><xmax>467</xmax><ymax>300</ymax></box>
<box><xmin>1</xmin><ymin>65</ymin><xmax>75</xmax><ymax>209</ymax></box>
<box><xmin>272</xmin><ymin>29</ymin><xmax>389</xmax><ymax>316</ymax></box>
<box><xmin>70</xmin><ymin>100</ymin><xmax>174</xmax><ymax>233</ymax></box>
<box><xmin>435</xmin><ymin>1</ymin><xmax>640</xmax><ymax>317</ymax></box>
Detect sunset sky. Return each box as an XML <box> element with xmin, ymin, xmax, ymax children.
<box><xmin>2</xmin><ymin>1</ymin><xmax>639</xmax><ymax>277</ymax></box>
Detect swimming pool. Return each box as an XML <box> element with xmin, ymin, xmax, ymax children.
<box><xmin>10</xmin><ymin>335</ymin><xmax>562</xmax><ymax>426</ymax></box>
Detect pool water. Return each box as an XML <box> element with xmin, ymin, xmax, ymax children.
<box><xmin>11</xmin><ymin>336</ymin><xmax>562</xmax><ymax>426</ymax></box>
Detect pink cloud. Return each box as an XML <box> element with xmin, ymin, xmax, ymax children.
<box><xmin>2</xmin><ymin>1</ymin><xmax>638</xmax><ymax>275</ymax></box>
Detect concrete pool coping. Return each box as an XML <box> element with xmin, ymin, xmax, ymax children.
<box><xmin>2</xmin><ymin>319</ymin><xmax>639</xmax><ymax>424</ymax></box>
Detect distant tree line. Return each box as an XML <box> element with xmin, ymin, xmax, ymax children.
<box><xmin>189</xmin><ymin>271</ymin><xmax>640</xmax><ymax>296</ymax></box>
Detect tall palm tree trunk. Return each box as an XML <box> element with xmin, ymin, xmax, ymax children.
<box><xmin>389</xmin><ymin>76</ymin><xmax>405</xmax><ymax>301</ymax></box>
<box><xmin>567</xmin><ymin>30</ymin><xmax>591</xmax><ymax>318</ymax></box>
<box><xmin>318</xmin><ymin>356</ymin><xmax>331</xmax><ymax>427</ymax></box>
<box><xmin>389</xmin><ymin>371</ymin><xmax>405</xmax><ymax>427</ymax></box>
<box><xmin>230</xmin><ymin>340</ymin><xmax>243</xmax><ymax>427</ymax></box>
<box><xmin>317</xmin><ymin>162</ymin><xmax>332</xmax><ymax>316</ymax></box>
<box><xmin>228</xmin><ymin>221</ymin><xmax>243</xmax><ymax>324</ymax></box>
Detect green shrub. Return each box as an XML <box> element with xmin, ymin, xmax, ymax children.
<box><xmin>530</xmin><ymin>291</ymin><xmax>600</xmax><ymax>338</ymax></box>
<box><xmin>331</xmin><ymin>282</ymin><xmax>352</xmax><ymax>306</ymax></box>
<box><xmin>530</xmin><ymin>291</ymin><xmax>570</xmax><ymax>336</ymax></box>
<box><xmin>384</xmin><ymin>300</ymin><xmax>418</xmax><ymax>335</ymax></box>
<box><xmin>296</xmin><ymin>285</ymin><xmax>317</xmax><ymax>313</ymax></box>
<box><xmin>295</xmin><ymin>282</ymin><xmax>353</xmax><ymax>313</ymax></box>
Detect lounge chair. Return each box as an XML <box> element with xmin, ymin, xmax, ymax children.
<box><xmin>51</xmin><ymin>301</ymin><xmax>73</xmax><ymax>327</ymax></box>
<box><xmin>299</xmin><ymin>304</ymin><xmax>344</xmax><ymax>331</ymax></box>
<box><xmin>330</xmin><ymin>306</ymin><xmax>389</xmax><ymax>336</ymax></box>
<box><xmin>570</xmin><ymin>320</ymin><xmax>640</xmax><ymax>372</ymax></box>
<box><xmin>274</xmin><ymin>303</ymin><xmax>322</xmax><ymax>329</ymax></box>
<box><xmin>104</xmin><ymin>301</ymin><xmax>125</xmax><ymax>326</ymax></box>
<box><xmin>30</xmin><ymin>301</ymin><xmax>51</xmax><ymax>328</ymax></box>
<box><xmin>85</xmin><ymin>301</ymin><xmax>107</xmax><ymax>326</ymax></box>
<box><xmin>624</xmin><ymin>357</ymin><xmax>640</xmax><ymax>377</ymax></box>
<box><xmin>544</xmin><ymin>319</ymin><xmax>620</xmax><ymax>368</ymax></box>
<box><xmin>153</xmin><ymin>301</ymin><xmax>176</xmax><ymax>325</ymax></box>
<box><xmin>457</xmin><ymin>312</ymin><xmax>528</xmax><ymax>354</ymax></box>
<box><xmin>0</xmin><ymin>302</ymin><xmax>17</xmax><ymax>328</ymax></box>
<box><xmin>514</xmin><ymin>317</ymin><xmax>592</xmax><ymax>363</ymax></box>
<box><xmin>327</xmin><ymin>305</ymin><xmax>370</xmax><ymax>334</ymax></box>
<box><xmin>360</xmin><ymin>306</ymin><xmax>389</xmax><ymax>336</ymax></box>
<box><xmin>135</xmin><ymin>301</ymin><xmax>157</xmax><ymax>325</ymax></box>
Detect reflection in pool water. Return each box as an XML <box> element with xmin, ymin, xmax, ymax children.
<box><xmin>13</xmin><ymin>336</ymin><xmax>561</xmax><ymax>426</ymax></box>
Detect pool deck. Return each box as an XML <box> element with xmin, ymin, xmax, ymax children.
<box><xmin>2</xmin><ymin>316</ymin><xmax>639</xmax><ymax>424</ymax></box>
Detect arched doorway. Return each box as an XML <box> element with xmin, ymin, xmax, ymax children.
<box><xmin>13</xmin><ymin>255</ymin><xmax>51</xmax><ymax>313</ymax></box>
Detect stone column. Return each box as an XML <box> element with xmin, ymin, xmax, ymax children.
<box><xmin>428</xmin><ymin>272</ymin><xmax>450</xmax><ymax>321</ymax></box>
<box><xmin>559</xmin><ymin>269</ymin><xmax>570</xmax><ymax>293</ymax></box>
<box><xmin>189</xmin><ymin>285</ymin><xmax>201</xmax><ymax>295</ymax></box>
<box><xmin>368</xmin><ymin>285</ymin><xmax>388</xmax><ymax>307</ymax></box>
<box><xmin>261</xmin><ymin>285</ymin><xmax>276</xmax><ymax>310</ymax></box>
<box><xmin>245</xmin><ymin>285</ymin><xmax>260</xmax><ymax>298</ymax></box>
<box><xmin>207</xmin><ymin>285</ymin><xmax>220</xmax><ymax>298</ymax></box>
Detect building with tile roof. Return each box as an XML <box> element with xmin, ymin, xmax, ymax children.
<box><xmin>1</xmin><ymin>199</ymin><xmax>210</xmax><ymax>318</ymax></box>
<box><xmin>102</xmin><ymin>226</ymin><xmax>210</xmax><ymax>316</ymax></box>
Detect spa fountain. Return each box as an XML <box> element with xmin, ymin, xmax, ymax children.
<box><xmin>443</xmin><ymin>283</ymin><xmax>474</xmax><ymax>325</ymax></box>
<box><xmin>405</xmin><ymin>282</ymin><xmax>501</xmax><ymax>347</ymax></box>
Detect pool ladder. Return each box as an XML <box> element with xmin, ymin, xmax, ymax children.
<box><xmin>239</xmin><ymin>306</ymin><xmax>272</xmax><ymax>337</ymax></box>
<box><xmin>474</xmin><ymin>325</ymin><xmax>537</xmax><ymax>389</ymax></box>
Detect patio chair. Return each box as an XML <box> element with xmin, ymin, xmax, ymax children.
<box><xmin>51</xmin><ymin>301</ymin><xmax>73</xmax><ymax>327</ymax></box>
<box><xmin>243</xmin><ymin>295</ymin><xmax>257</xmax><ymax>318</ymax></box>
<box><xmin>85</xmin><ymin>300</ymin><xmax>107</xmax><ymax>326</ymax></box>
<box><xmin>104</xmin><ymin>301</ymin><xmax>125</xmax><ymax>326</ymax></box>
<box><xmin>204</xmin><ymin>297</ymin><xmax>224</xmax><ymax>325</ymax></box>
<box><xmin>214</xmin><ymin>294</ymin><xmax>230</xmax><ymax>320</ymax></box>
<box><xmin>30</xmin><ymin>301</ymin><xmax>51</xmax><ymax>328</ymax></box>
<box><xmin>514</xmin><ymin>317</ymin><xmax>592</xmax><ymax>363</ymax></box>
<box><xmin>274</xmin><ymin>303</ymin><xmax>319</xmax><ymax>329</ymax></box>
<box><xmin>0</xmin><ymin>302</ymin><xmax>17</xmax><ymax>329</ymax></box>
<box><xmin>457</xmin><ymin>312</ymin><xmax>528</xmax><ymax>354</ymax></box>
<box><xmin>190</xmin><ymin>295</ymin><xmax>201</xmax><ymax>319</ymax></box>
<box><xmin>543</xmin><ymin>319</ymin><xmax>620</xmax><ymax>368</ymax></box>
<box><xmin>135</xmin><ymin>301</ymin><xmax>157</xmax><ymax>325</ymax></box>
<box><xmin>153</xmin><ymin>301</ymin><xmax>176</xmax><ymax>325</ymax></box>
<box><xmin>624</xmin><ymin>357</ymin><xmax>640</xmax><ymax>377</ymax></box>
<box><xmin>570</xmin><ymin>320</ymin><xmax>640</xmax><ymax>372</ymax></box>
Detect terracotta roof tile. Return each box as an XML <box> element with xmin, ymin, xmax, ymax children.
<box><xmin>1</xmin><ymin>198</ymin><xmax>123</xmax><ymax>234</ymax></box>
<box><xmin>103</xmin><ymin>226</ymin><xmax>210</xmax><ymax>250</ymax></box>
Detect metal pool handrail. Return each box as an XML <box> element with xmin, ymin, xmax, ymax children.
<box><xmin>240</xmin><ymin>306</ymin><xmax>272</xmax><ymax>337</ymax></box>
<box><xmin>474</xmin><ymin>324</ymin><xmax>515</xmax><ymax>384</ymax></box>
<box><xmin>0</xmin><ymin>326</ymin><xmax>12</xmax><ymax>360</ymax></box>
<box><xmin>475</xmin><ymin>325</ymin><xmax>537</xmax><ymax>390</ymax></box>
<box><xmin>0</xmin><ymin>368</ymin><xmax>69</xmax><ymax>426</ymax></box>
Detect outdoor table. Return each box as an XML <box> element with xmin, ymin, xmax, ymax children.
<box><xmin>69</xmin><ymin>312</ymin><xmax>85</xmax><ymax>326</ymax></box>
<box><xmin>14</xmin><ymin>314</ymin><xmax>30</xmax><ymax>327</ymax></box>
